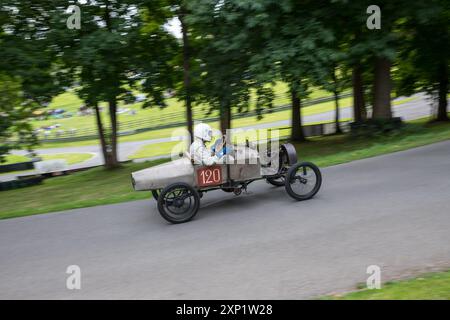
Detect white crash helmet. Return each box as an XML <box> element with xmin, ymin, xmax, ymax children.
<box><xmin>194</xmin><ymin>123</ymin><xmax>213</xmax><ymax>142</ymax></box>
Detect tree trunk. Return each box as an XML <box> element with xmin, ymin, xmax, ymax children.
<box><xmin>331</xmin><ymin>68</ymin><xmax>342</xmax><ymax>133</ymax></box>
<box><xmin>372</xmin><ymin>57</ymin><xmax>392</xmax><ymax>119</ymax></box>
<box><xmin>179</xmin><ymin>9</ymin><xmax>194</xmax><ymax>142</ymax></box>
<box><xmin>220</xmin><ymin>103</ymin><xmax>231</xmax><ymax>135</ymax></box>
<box><xmin>106</xmin><ymin>98</ymin><xmax>120</xmax><ymax>169</ymax></box>
<box><xmin>93</xmin><ymin>102</ymin><xmax>110</xmax><ymax>165</ymax></box>
<box><xmin>352</xmin><ymin>64</ymin><xmax>366</xmax><ymax>123</ymax></box>
<box><xmin>333</xmin><ymin>90</ymin><xmax>342</xmax><ymax>134</ymax></box>
<box><xmin>291</xmin><ymin>88</ymin><xmax>306</xmax><ymax>142</ymax></box>
<box><xmin>437</xmin><ymin>62</ymin><xmax>449</xmax><ymax>121</ymax></box>
<box><xmin>102</xmin><ymin>0</ymin><xmax>119</xmax><ymax>169</ymax></box>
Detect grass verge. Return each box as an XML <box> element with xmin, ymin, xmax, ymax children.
<box><xmin>128</xmin><ymin>141</ymin><xmax>181</xmax><ymax>160</ymax></box>
<box><xmin>40</xmin><ymin>152</ymin><xmax>94</xmax><ymax>165</ymax></box>
<box><xmin>325</xmin><ymin>270</ymin><xmax>450</xmax><ymax>299</ymax></box>
<box><xmin>1</xmin><ymin>154</ymin><xmax>29</xmax><ymax>165</ymax></box>
<box><xmin>1</xmin><ymin>118</ymin><xmax>449</xmax><ymax>219</ymax></box>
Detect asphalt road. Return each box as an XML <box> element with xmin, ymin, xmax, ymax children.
<box><xmin>0</xmin><ymin>140</ymin><xmax>449</xmax><ymax>299</ymax></box>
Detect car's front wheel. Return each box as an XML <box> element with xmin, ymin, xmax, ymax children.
<box><xmin>157</xmin><ymin>183</ymin><xmax>200</xmax><ymax>224</ymax></box>
<box><xmin>285</xmin><ymin>162</ymin><xmax>322</xmax><ymax>200</ymax></box>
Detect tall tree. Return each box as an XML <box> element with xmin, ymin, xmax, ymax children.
<box><xmin>313</xmin><ymin>16</ymin><xmax>350</xmax><ymax>134</ymax></box>
<box><xmin>191</xmin><ymin>0</ymin><xmax>334</xmax><ymax>141</ymax></box>
<box><xmin>250</xmin><ymin>1</ymin><xmax>334</xmax><ymax>141</ymax></box>
<box><xmin>396</xmin><ymin>0</ymin><xmax>450</xmax><ymax>121</ymax></box>
<box><xmin>52</xmin><ymin>0</ymin><xmax>176</xmax><ymax>168</ymax></box>
<box><xmin>0</xmin><ymin>0</ymin><xmax>65</xmax><ymax>155</ymax></box>
<box><xmin>178</xmin><ymin>3</ymin><xmax>194</xmax><ymax>141</ymax></box>
<box><xmin>328</xmin><ymin>65</ymin><xmax>350</xmax><ymax>133</ymax></box>
<box><xmin>187</xmin><ymin>0</ymin><xmax>265</xmax><ymax>134</ymax></box>
<box><xmin>326</xmin><ymin>0</ymin><xmax>372</xmax><ymax>123</ymax></box>
<box><xmin>351</xmin><ymin>64</ymin><xmax>367</xmax><ymax>122</ymax></box>
<box><xmin>362</xmin><ymin>1</ymin><xmax>423</xmax><ymax>120</ymax></box>
<box><xmin>142</xmin><ymin>0</ymin><xmax>197</xmax><ymax>140</ymax></box>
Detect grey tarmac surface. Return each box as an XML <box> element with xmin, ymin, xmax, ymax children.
<box><xmin>0</xmin><ymin>140</ymin><xmax>449</xmax><ymax>299</ymax></box>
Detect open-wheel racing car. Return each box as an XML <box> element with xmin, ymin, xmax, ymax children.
<box><xmin>131</xmin><ymin>140</ymin><xmax>322</xmax><ymax>224</ymax></box>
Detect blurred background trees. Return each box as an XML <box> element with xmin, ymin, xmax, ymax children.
<box><xmin>0</xmin><ymin>0</ymin><xmax>448</xmax><ymax>167</ymax></box>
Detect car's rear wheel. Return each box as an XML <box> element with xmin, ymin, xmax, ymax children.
<box><xmin>157</xmin><ymin>183</ymin><xmax>200</xmax><ymax>224</ymax></box>
<box><xmin>285</xmin><ymin>162</ymin><xmax>322</xmax><ymax>200</ymax></box>
<box><xmin>266</xmin><ymin>146</ymin><xmax>290</xmax><ymax>187</ymax></box>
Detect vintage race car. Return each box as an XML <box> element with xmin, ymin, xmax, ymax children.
<box><xmin>131</xmin><ymin>141</ymin><xmax>322</xmax><ymax>224</ymax></box>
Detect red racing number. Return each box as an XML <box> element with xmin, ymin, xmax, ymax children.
<box><xmin>197</xmin><ymin>166</ymin><xmax>222</xmax><ymax>187</ymax></box>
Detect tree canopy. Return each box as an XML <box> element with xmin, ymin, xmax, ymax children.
<box><xmin>1</xmin><ymin>0</ymin><xmax>448</xmax><ymax>165</ymax></box>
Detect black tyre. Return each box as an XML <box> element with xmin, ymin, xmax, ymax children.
<box><xmin>151</xmin><ymin>189</ymin><xmax>160</xmax><ymax>201</ymax></box>
<box><xmin>266</xmin><ymin>146</ymin><xmax>289</xmax><ymax>187</ymax></box>
<box><xmin>157</xmin><ymin>183</ymin><xmax>200</xmax><ymax>224</ymax></box>
<box><xmin>285</xmin><ymin>162</ymin><xmax>322</xmax><ymax>201</ymax></box>
<box><xmin>266</xmin><ymin>176</ymin><xmax>285</xmax><ymax>187</ymax></box>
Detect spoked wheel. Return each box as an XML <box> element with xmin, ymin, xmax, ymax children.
<box><xmin>266</xmin><ymin>176</ymin><xmax>285</xmax><ymax>187</ymax></box>
<box><xmin>285</xmin><ymin>162</ymin><xmax>322</xmax><ymax>200</ymax></box>
<box><xmin>151</xmin><ymin>189</ymin><xmax>160</xmax><ymax>201</ymax></box>
<box><xmin>157</xmin><ymin>183</ymin><xmax>200</xmax><ymax>224</ymax></box>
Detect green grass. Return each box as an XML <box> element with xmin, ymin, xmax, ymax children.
<box><xmin>1</xmin><ymin>118</ymin><xmax>449</xmax><ymax>220</ymax></box>
<box><xmin>40</xmin><ymin>153</ymin><xmax>94</xmax><ymax>165</ymax></box>
<box><xmin>128</xmin><ymin>141</ymin><xmax>184</xmax><ymax>159</ymax></box>
<box><xmin>0</xmin><ymin>154</ymin><xmax>29</xmax><ymax>165</ymax></box>
<box><xmin>326</xmin><ymin>270</ymin><xmax>450</xmax><ymax>300</ymax></box>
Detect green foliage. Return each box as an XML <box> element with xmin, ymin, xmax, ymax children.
<box><xmin>0</xmin><ymin>1</ymin><xmax>69</xmax><ymax>157</ymax></box>
<box><xmin>1</xmin><ymin>0</ymin><xmax>449</xmax><ymax>157</ymax></box>
<box><xmin>395</xmin><ymin>0</ymin><xmax>449</xmax><ymax>106</ymax></box>
<box><xmin>187</xmin><ymin>0</ymin><xmax>271</xmax><ymax>120</ymax></box>
<box><xmin>45</xmin><ymin>1</ymin><xmax>176</xmax><ymax>108</ymax></box>
<box><xmin>0</xmin><ymin>74</ymin><xmax>36</xmax><ymax>161</ymax></box>
<box><xmin>0</xmin><ymin>1</ymin><xmax>65</xmax><ymax>105</ymax></box>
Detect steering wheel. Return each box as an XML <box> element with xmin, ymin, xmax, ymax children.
<box><xmin>214</xmin><ymin>136</ymin><xmax>225</xmax><ymax>153</ymax></box>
